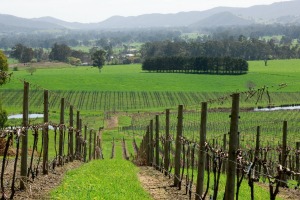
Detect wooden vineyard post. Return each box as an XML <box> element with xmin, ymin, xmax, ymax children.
<box><xmin>174</xmin><ymin>105</ymin><xmax>183</xmax><ymax>187</ymax></box>
<box><xmin>150</xmin><ymin>119</ymin><xmax>154</xmax><ymax>165</ymax></box>
<box><xmin>69</xmin><ymin>105</ymin><xmax>74</xmax><ymax>161</ymax></box>
<box><xmin>43</xmin><ymin>90</ymin><xmax>49</xmax><ymax>174</ymax></box>
<box><xmin>89</xmin><ymin>129</ymin><xmax>92</xmax><ymax>161</ymax></box>
<box><xmin>84</xmin><ymin>125</ymin><xmax>87</xmax><ymax>162</ymax></box>
<box><xmin>96</xmin><ymin>135</ymin><xmax>99</xmax><ymax>159</ymax></box>
<box><xmin>296</xmin><ymin>142</ymin><xmax>300</xmax><ymax>186</ymax></box>
<box><xmin>93</xmin><ymin>131</ymin><xmax>96</xmax><ymax>159</ymax></box>
<box><xmin>20</xmin><ymin>82</ymin><xmax>29</xmax><ymax>190</ymax></box>
<box><xmin>222</xmin><ymin>133</ymin><xmax>227</xmax><ymax>173</ymax></box>
<box><xmin>146</xmin><ymin>126</ymin><xmax>150</xmax><ymax>166</ymax></box>
<box><xmin>255</xmin><ymin>126</ymin><xmax>260</xmax><ymax>177</ymax></box>
<box><xmin>138</xmin><ymin>138</ymin><xmax>143</xmax><ymax>162</ymax></box>
<box><xmin>76</xmin><ymin>111</ymin><xmax>80</xmax><ymax>158</ymax></box>
<box><xmin>80</xmin><ymin>119</ymin><xmax>83</xmax><ymax>155</ymax></box>
<box><xmin>196</xmin><ymin>102</ymin><xmax>207</xmax><ymax>199</ymax></box>
<box><xmin>155</xmin><ymin>115</ymin><xmax>160</xmax><ymax>170</ymax></box>
<box><xmin>59</xmin><ymin>98</ymin><xmax>64</xmax><ymax>166</ymax></box>
<box><xmin>225</xmin><ymin>93</ymin><xmax>240</xmax><ymax>200</ymax></box>
<box><xmin>280</xmin><ymin>121</ymin><xmax>288</xmax><ymax>187</ymax></box>
<box><xmin>164</xmin><ymin>109</ymin><xmax>170</xmax><ymax>176</ymax></box>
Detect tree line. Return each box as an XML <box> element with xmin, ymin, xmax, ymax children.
<box><xmin>140</xmin><ymin>36</ymin><xmax>300</xmax><ymax>61</ymax></box>
<box><xmin>142</xmin><ymin>56</ymin><xmax>248</xmax><ymax>74</ymax></box>
<box><xmin>10</xmin><ymin>43</ymin><xmax>91</xmax><ymax>65</ymax></box>
<box><xmin>0</xmin><ymin>29</ymin><xmax>181</xmax><ymax>49</ymax></box>
<box><xmin>8</xmin><ymin>43</ymin><xmax>106</xmax><ymax>71</ymax></box>
<box><xmin>7</xmin><ymin>42</ymin><xmax>140</xmax><ymax>66</ymax></box>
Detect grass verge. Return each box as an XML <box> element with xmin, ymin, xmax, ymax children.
<box><xmin>50</xmin><ymin>159</ymin><xmax>151</xmax><ymax>200</ymax></box>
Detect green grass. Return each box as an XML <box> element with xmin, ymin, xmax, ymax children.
<box><xmin>50</xmin><ymin>159</ymin><xmax>151</xmax><ymax>200</ymax></box>
<box><xmin>3</xmin><ymin>60</ymin><xmax>300</xmax><ymax>92</ymax></box>
<box><xmin>167</xmin><ymin>165</ymin><xmax>284</xmax><ymax>200</ymax></box>
<box><xmin>2</xmin><ymin>59</ymin><xmax>300</xmax><ymax>115</ymax></box>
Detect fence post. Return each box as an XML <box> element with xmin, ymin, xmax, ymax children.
<box><xmin>146</xmin><ymin>126</ymin><xmax>150</xmax><ymax>166</ymax></box>
<box><xmin>89</xmin><ymin>129</ymin><xmax>92</xmax><ymax>161</ymax></box>
<box><xmin>196</xmin><ymin>102</ymin><xmax>207</xmax><ymax>199</ymax></box>
<box><xmin>93</xmin><ymin>131</ymin><xmax>96</xmax><ymax>159</ymax></box>
<box><xmin>96</xmin><ymin>135</ymin><xmax>99</xmax><ymax>159</ymax></box>
<box><xmin>76</xmin><ymin>111</ymin><xmax>80</xmax><ymax>158</ymax></box>
<box><xmin>280</xmin><ymin>121</ymin><xmax>288</xmax><ymax>187</ymax></box>
<box><xmin>80</xmin><ymin>119</ymin><xmax>83</xmax><ymax>155</ymax></box>
<box><xmin>225</xmin><ymin>93</ymin><xmax>240</xmax><ymax>200</ymax></box>
<box><xmin>296</xmin><ymin>142</ymin><xmax>300</xmax><ymax>186</ymax></box>
<box><xmin>59</xmin><ymin>98</ymin><xmax>64</xmax><ymax>166</ymax></box>
<box><xmin>174</xmin><ymin>105</ymin><xmax>183</xmax><ymax>187</ymax></box>
<box><xmin>84</xmin><ymin>125</ymin><xmax>87</xmax><ymax>162</ymax></box>
<box><xmin>155</xmin><ymin>115</ymin><xmax>160</xmax><ymax>170</ymax></box>
<box><xmin>222</xmin><ymin>133</ymin><xmax>227</xmax><ymax>173</ymax></box>
<box><xmin>43</xmin><ymin>90</ymin><xmax>49</xmax><ymax>174</ymax></box>
<box><xmin>255</xmin><ymin>126</ymin><xmax>260</xmax><ymax>177</ymax></box>
<box><xmin>69</xmin><ymin>105</ymin><xmax>74</xmax><ymax>162</ymax></box>
<box><xmin>20</xmin><ymin>82</ymin><xmax>29</xmax><ymax>190</ymax></box>
<box><xmin>150</xmin><ymin>120</ymin><xmax>154</xmax><ymax>165</ymax></box>
<box><xmin>164</xmin><ymin>109</ymin><xmax>170</xmax><ymax>176</ymax></box>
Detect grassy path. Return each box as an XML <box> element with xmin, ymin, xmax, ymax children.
<box><xmin>50</xmin><ymin>159</ymin><xmax>151</xmax><ymax>200</ymax></box>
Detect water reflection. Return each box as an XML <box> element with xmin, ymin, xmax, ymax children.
<box><xmin>8</xmin><ymin>114</ymin><xmax>44</xmax><ymax>119</ymax></box>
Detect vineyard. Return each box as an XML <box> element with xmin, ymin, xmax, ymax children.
<box><xmin>2</xmin><ymin>89</ymin><xmax>300</xmax><ymax>113</ymax></box>
<box><xmin>1</xmin><ymin>85</ymin><xmax>300</xmax><ymax>199</ymax></box>
<box><xmin>128</xmin><ymin>93</ymin><xmax>300</xmax><ymax>199</ymax></box>
<box><xmin>1</xmin><ymin>60</ymin><xmax>300</xmax><ymax>199</ymax></box>
<box><xmin>0</xmin><ymin>82</ymin><xmax>106</xmax><ymax>199</ymax></box>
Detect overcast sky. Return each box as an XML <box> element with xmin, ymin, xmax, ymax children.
<box><xmin>0</xmin><ymin>0</ymin><xmax>290</xmax><ymax>23</ymax></box>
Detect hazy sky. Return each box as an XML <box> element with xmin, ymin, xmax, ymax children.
<box><xmin>0</xmin><ymin>0</ymin><xmax>290</xmax><ymax>23</ymax></box>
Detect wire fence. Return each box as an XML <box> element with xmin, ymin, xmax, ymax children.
<box><xmin>0</xmin><ymin>81</ymin><xmax>103</xmax><ymax>199</ymax></box>
<box><xmin>129</xmin><ymin>91</ymin><xmax>300</xmax><ymax>200</ymax></box>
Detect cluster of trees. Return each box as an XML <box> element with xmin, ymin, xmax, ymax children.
<box><xmin>48</xmin><ymin>43</ymin><xmax>91</xmax><ymax>65</ymax></box>
<box><xmin>140</xmin><ymin>37</ymin><xmax>300</xmax><ymax>61</ymax></box>
<box><xmin>10</xmin><ymin>44</ymin><xmax>46</xmax><ymax>63</ymax></box>
<box><xmin>142</xmin><ymin>56</ymin><xmax>248</xmax><ymax>74</ymax></box>
<box><xmin>0</xmin><ymin>50</ymin><xmax>9</xmax><ymax>85</ymax></box>
<box><xmin>7</xmin><ymin>42</ymin><xmax>140</xmax><ymax>66</ymax></box>
<box><xmin>0</xmin><ymin>50</ymin><xmax>8</xmax><ymax>128</ymax></box>
<box><xmin>9</xmin><ymin>43</ymin><xmax>92</xmax><ymax>65</ymax></box>
<box><xmin>208</xmin><ymin>24</ymin><xmax>300</xmax><ymax>41</ymax></box>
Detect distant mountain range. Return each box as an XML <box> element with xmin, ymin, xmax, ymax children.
<box><xmin>1</xmin><ymin>0</ymin><xmax>300</xmax><ymax>32</ymax></box>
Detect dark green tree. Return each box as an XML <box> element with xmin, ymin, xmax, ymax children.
<box><xmin>49</xmin><ymin>43</ymin><xmax>71</xmax><ymax>62</ymax></box>
<box><xmin>92</xmin><ymin>50</ymin><xmax>106</xmax><ymax>72</ymax></box>
<box><xmin>0</xmin><ymin>51</ymin><xmax>9</xmax><ymax>128</ymax></box>
<box><xmin>0</xmin><ymin>103</ymin><xmax>7</xmax><ymax>129</ymax></box>
<box><xmin>0</xmin><ymin>50</ymin><xmax>10</xmax><ymax>85</ymax></box>
<box><xmin>34</xmin><ymin>48</ymin><xmax>45</xmax><ymax>62</ymax></box>
<box><xmin>11</xmin><ymin>44</ymin><xmax>34</xmax><ymax>63</ymax></box>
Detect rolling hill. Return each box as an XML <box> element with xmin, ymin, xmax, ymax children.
<box><xmin>1</xmin><ymin>0</ymin><xmax>300</xmax><ymax>31</ymax></box>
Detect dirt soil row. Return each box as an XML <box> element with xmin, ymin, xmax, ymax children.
<box><xmin>11</xmin><ymin>161</ymin><xmax>82</xmax><ymax>200</ymax></box>
<box><xmin>138</xmin><ymin>166</ymin><xmax>300</xmax><ymax>200</ymax></box>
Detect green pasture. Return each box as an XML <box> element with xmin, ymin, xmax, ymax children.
<box><xmin>1</xmin><ymin>59</ymin><xmax>300</xmax><ymax>117</ymax></box>
<box><xmin>3</xmin><ymin>59</ymin><xmax>300</xmax><ymax>92</ymax></box>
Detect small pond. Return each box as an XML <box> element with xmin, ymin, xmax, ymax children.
<box><xmin>8</xmin><ymin>114</ymin><xmax>44</xmax><ymax>119</ymax></box>
<box><xmin>254</xmin><ymin>106</ymin><xmax>300</xmax><ymax>112</ymax></box>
